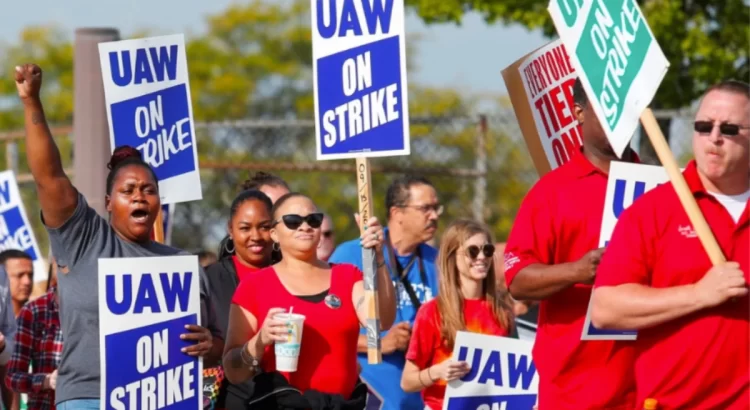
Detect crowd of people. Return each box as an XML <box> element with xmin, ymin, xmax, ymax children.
<box><xmin>0</xmin><ymin>60</ymin><xmax>745</xmax><ymax>410</ymax></box>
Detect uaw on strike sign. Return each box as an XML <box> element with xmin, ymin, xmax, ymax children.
<box><xmin>99</xmin><ymin>34</ymin><xmax>202</xmax><ymax>204</ymax></box>
<box><xmin>548</xmin><ymin>0</ymin><xmax>668</xmax><ymax>157</ymax></box>
<box><xmin>0</xmin><ymin>171</ymin><xmax>45</xmax><ymax>277</ymax></box>
<box><xmin>312</xmin><ymin>0</ymin><xmax>410</xmax><ymax>160</ymax></box>
<box><xmin>443</xmin><ymin>332</ymin><xmax>538</xmax><ymax>410</ymax></box>
<box><xmin>99</xmin><ymin>255</ymin><xmax>201</xmax><ymax>410</ymax></box>
<box><xmin>581</xmin><ymin>162</ymin><xmax>679</xmax><ymax>341</ymax></box>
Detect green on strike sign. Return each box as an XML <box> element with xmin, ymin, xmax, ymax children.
<box><xmin>548</xmin><ymin>0</ymin><xmax>669</xmax><ymax>157</ymax></box>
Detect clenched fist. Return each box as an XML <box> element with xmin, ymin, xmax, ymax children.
<box><xmin>574</xmin><ymin>248</ymin><xmax>606</xmax><ymax>285</ymax></box>
<box><xmin>694</xmin><ymin>262</ymin><xmax>748</xmax><ymax>308</ymax></box>
<box><xmin>14</xmin><ymin>63</ymin><xmax>43</xmax><ymax>103</ymax></box>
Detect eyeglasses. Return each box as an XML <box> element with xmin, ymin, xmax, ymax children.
<box><xmin>322</xmin><ymin>230</ymin><xmax>333</xmax><ymax>239</ymax></box>
<box><xmin>694</xmin><ymin>120</ymin><xmax>750</xmax><ymax>137</ymax></box>
<box><xmin>275</xmin><ymin>213</ymin><xmax>324</xmax><ymax>230</ymax></box>
<box><xmin>403</xmin><ymin>204</ymin><xmax>444</xmax><ymax>216</ymax></box>
<box><xmin>465</xmin><ymin>244</ymin><xmax>495</xmax><ymax>259</ymax></box>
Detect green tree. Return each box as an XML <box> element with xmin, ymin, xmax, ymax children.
<box><xmin>406</xmin><ymin>0</ymin><xmax>749</xmax><ymax>164</ymax></box>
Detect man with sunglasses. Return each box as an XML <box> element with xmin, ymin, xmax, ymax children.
<box><xmin>504</xmin><ymin>78</ymin><xmax>639</xmax><ymax>409</ymax></box>
<box><xmin>591</xmin><ymin>80</ymin><xmax>750</xmax><ymax>409</ymax></box>
<box><xmin>329</xmin><ymin>176</ymin><xmax>441</xmax><ymax>410</ymax></box>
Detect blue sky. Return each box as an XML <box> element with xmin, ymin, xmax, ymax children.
<box><xmin>0</xmin><ymin>0</ymin><xmax>549</xmax><ymax>95</ymax></box>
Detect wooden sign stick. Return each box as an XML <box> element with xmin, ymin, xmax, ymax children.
<box><xmin>356</xmin><ymin>157</ymin><xmax>382</xmax><ymax>364</ymax></box>
<box><xmin>153</xmin><ymin>208</ymin><xmax>165</xmax><ymax>244</ymax></box>
<box><xmin>640</xmin><ymin>108</ymin><xmax>725</xmax><ymax>265</ymax></box>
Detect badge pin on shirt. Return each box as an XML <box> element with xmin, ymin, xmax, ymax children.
<box><xmin>325</xmin><ymin>294</ymin><xmax>341</xmax><ymax>309</ymax></box>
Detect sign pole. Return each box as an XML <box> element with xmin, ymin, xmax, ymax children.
<box><xmin>639</xmin><ymin>108</ymin><xmax>725</xmax><ymax>264</ymax></box>
<box><xmin>153</xmin><ymin>209</ymin><xmax>165</xmax><ymax>244</ymax></box>
<box><xmin>356</xmin><ymin>157</ymin><xmax>382</xmax><ymax>364</ymax></box>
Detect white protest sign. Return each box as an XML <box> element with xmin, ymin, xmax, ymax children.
<box><xmin>99</xmin><ymin>34</ymin><xmax>202</xmax><ymax>204</ymax></box>
<box><xmin>582</xmin><ymin>161</ymin><xmax>675</xmax><ymax>340</ymax></box>
<box><xmin>443</xmin><ymin>331</ymin><xmax>538</xmax><ymax>410</ymax></box>
<box><xmin>99</xmin><ymin>255</ymin><xmax>202</xmax><ymax>410</ymax></box>
<box><xmin>547</xmin><ymin>0</ymin><xmax>669</xmax><ymax>157</ymax></box>
<box><xmin>503</xmin><ymin>40</ymin><xmax>582</xmax><ymax>176</ymax></box>
<box><xmin>312</xmin><ymin>0</ymin><xmax>410</xmax><ymax>160</ymax></box>
<box><xmin>0</xmin><ymin>171</ymin><xmax>45</xmax><ymax>279</ymax></box>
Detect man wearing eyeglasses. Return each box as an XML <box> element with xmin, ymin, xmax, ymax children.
<box><xmin>329</xmin><ymin>175</ymin><xmax>441</xmax><ymax>410</ymax></box>
<box><xmin>317</xmin><ymin>213</ymin><xmax>336</xmax><ymax>262</ymax></box>
<box><xmin>592</xmin><ymin>80</ymin><xmax>750</xmax><ymax>409</ymax></box>
<box><xmin>504</xmin><ymin>78</ymin><xmax>639</xmax><ymax>409</ymax></box>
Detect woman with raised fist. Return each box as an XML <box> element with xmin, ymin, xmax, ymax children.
<box><xmin>13</xmin><ymin>63</ymin><xmax>219</xmax><ymax>410</ymax></box>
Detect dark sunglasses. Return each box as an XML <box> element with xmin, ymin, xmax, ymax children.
<box><xmin>465</xmin><ymin>244</ymin><xmax>495</xmax><ymax>259</ymax></box>
<box><xmin>275</xmin><ymin>213</ymin><xmax>324</xmax><ymax>230</ymax></box>
<box><xmin>322</xmin><ymin>230</ymin><xmax>333</xmax><ymax>238</ymax></box>
<box><xmin>694</xmin><ymin>120</ymin><xmax>749</xmax><ymax>137</ymax></box>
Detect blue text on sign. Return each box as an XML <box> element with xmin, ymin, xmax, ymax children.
<box><xmin>109</xmin><ymin>45</ymin><xmax>179</xmax><ymax>86</ymax></box>
<box><xmin>316</xmin><ymin>0</ymin><xmax>395</xmax><ymax>38</ymax></box>
<box><xmin>110</xmin><ymin>85</ymin><xmax>195</xmax><ymax>180</ymax></box>
<box><xmin>105</xmin><ymin>272</ymin><xmax>193</xmax><ymax>315</ymax></box>
<box><xmin>106</xmin><ymin>315</ymin><xmax>197</xmax><ymax>410</ymax></box>
<box><xmin>457</xmin><ymin>346</ymin><xmax>537</xmax><ymax>391</ymax></box>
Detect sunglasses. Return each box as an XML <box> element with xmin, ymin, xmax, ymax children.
<box><xmin>275</xmin><ymin>213</ymin><xmax>324</xmax><ymax>230</ymax></box>
<box><xmin>322</xmin><ymin>230</ymin><xmax>333</xmax><ymax>239</ymax></box>
<box><xmin>465</xmin><ymin>244</ymin><xmax>495</xmax><ymax>259</ymax></box>
<box><xmin>694</xmin><ymin>120</ymin><xmax>749</xmax><ymax>137</ymax></box>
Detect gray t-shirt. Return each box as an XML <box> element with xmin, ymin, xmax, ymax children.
<box><xmin>46</xmin><ymin>193</ymin><xmax>219</xmax><ymax>404</ymax></box>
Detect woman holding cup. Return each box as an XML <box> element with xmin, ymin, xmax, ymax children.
<box><xmin>223</xmin><ymin>193</ymin><xmax>396</xmax><ymax>409</ymax></box>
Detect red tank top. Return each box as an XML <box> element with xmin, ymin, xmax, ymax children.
<box><xmin>232</xmin><ymin>263</ymin><xmax>363</xmax><ymax>398</ymax></box>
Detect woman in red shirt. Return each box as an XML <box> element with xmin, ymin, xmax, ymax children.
<box><xmin>223</xmin><ymin>192</ymin><xmax>396</xmax><ymax>409</ymax></box>
<box><xmin>401</xmin><ymin>219</ymin><xmax>513</xmax><ymax>410</ymax></box>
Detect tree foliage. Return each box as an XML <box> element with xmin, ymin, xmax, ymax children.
<box><xmin>407</xmin><ymin>0</ymin><xmax>748</xmax><ymax>107</ymax></box>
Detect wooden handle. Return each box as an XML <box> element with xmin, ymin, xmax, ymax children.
<box><xmin>640</xmin><ymin>108</ymin><xmax>725</xmax><ymax>265</ymax></box>
<box><xmin>153</xmin><ymin>207</ymin><xmax>165</xmax><ymax>244</ymax></box>
<box><xmin>356</xmin><ymin>157</ymin><xmax>382</xmax><ymax>364</ymax></box>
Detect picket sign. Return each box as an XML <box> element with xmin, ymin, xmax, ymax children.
<box><xmin>311</xmin><ymin>0</ymin><xmax>411</xmax><ymax>363</ymax></box>
<box><xmin>502</xmin><ymin>39</ymin><xmax>582</xmax><ymax>176</ymax></box>
<box><xmin>443</xmin><ymin>332</ymin><xmax>539</xmax><ymax>410</ymax></box>
<box><xmin>547</xmin><ymin>0</ymin><xmax>725</xmax><ymax>266</ymax></box>
<box><xmin>0</xmin><ymin>171</ymin><xmax>46</xmax><ymax>280</ymax></box>
<box><xmin>98</xmin><ymin>255</ymin><xmax>202</xmax><ymax>410</ymax></box>
<box><xmin>581</xmin><ymin>161</ymin><xmax>683</xmax><ymax>340</ymax></box>
<box><xmin>98</xmin><ymin>34</ymin><xmax>202</xmax><ymax>245</ymax></box>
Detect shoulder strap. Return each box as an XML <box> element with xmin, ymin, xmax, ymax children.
<box><xmin>386</xmin><ymin>233</ymin><xmax>425</xmax><ymax>310</ymax></box>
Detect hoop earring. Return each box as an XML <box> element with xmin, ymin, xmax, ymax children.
<box><xmin>272</xmin><ymin>242</ymin><xmax>280</xmax><ymax>252</ymax></box>
<box><xmin>225</xmin><ymin>238</ymin><xmax>235</xmax><ymax>254</ymax></box>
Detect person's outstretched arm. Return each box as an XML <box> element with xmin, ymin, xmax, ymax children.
<box><xmin>14</xmin><ymin>64</ymin><xmax>77</xmax><ymax>229</ymax></box>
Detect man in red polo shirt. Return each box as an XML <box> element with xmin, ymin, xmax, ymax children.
<box><xmin>592</xmin><ymin>81</ymin><xmax>750</xmax><ymax>409</ymax></box>
<box><xmin>503</xmin><ymin>78</ymin><xmax>637</xmax><ymax>409</ymax></box>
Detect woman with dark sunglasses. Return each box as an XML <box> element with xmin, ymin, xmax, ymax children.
<box><xmin>223</xmin><ymin>193</ymin><xmax>396</xmax><ymax>409</ymax></box>
<box><xmin>203</xmin><ymin>189</ymin><xmax>275</xmax><ymax>409</ymax></box>
<box><xmin>401</xmin><ymin>219</ymin><xmax>513</xmax><ymax>410</ymax></box>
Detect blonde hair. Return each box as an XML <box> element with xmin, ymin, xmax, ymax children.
<box><xmin>436</xmin><ymin>219</ymin><xmax>512</xmax><ymax>349</ymax></box>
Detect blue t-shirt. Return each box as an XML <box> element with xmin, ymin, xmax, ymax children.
<box><xmin>329</xmin><ymin>228</ymin><xmax>438</xmax><ymax>410</ymax></box>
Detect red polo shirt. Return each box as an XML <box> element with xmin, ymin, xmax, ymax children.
<box><xmin>595</xmin><ymin>160</ymin><xmax>749</xmax><ymax>409</ymax></box>
<box><xmin>504</xmin><ymin>150</ymin><xmax>636</xmax><ymax>409</ymax></box>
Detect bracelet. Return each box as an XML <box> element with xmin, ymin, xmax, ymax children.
<box><xmin>427</xmin><ymin>367</ymin><xmax>436</xmax><ymax>382</ymax></box>
<box><xmin>377</xmin><ymin>260</ymin><xmax>386</xmax><ymax>269</ymax></box>
<box><xmin>240</xmin><ymin>341</ymin><xmax>260</xmax><ymax>371</ymax></box>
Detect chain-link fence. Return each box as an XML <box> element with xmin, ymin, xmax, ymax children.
<box><xmin>0</xmin><ymin>108</ymin><xmax>696</xmax><ymax>254</ymax></box>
